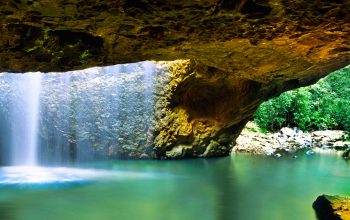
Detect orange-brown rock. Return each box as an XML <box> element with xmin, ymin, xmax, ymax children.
<box><xmin>0</xmin><ymin>1</ymin><xmax>349</xmax><ymax>158</ymax></box>
<box><xmin>313</xmin><ymin>195</ymin><xmax>350</xmax><ymax>220</ymax></box>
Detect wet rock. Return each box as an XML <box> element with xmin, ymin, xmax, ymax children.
<box><xmin>313</xmin><ymin>195</ymin><xmax>350</xmax><ymax>220</ymax></box>
<box><xmin>306</xmin><ymin>150</ymin><xmax>315</xmax><ymax>156</ymax></box>
<box><xmin>274</xmin><ymin>153</ymin><xmax>282</xmax><ymax>158</ymax></box>
<box><xmin>334</xmin><ymin>141</ymin><xmax>350</xmax><ymax>150</ymax></box>
<box><xmin>165</xmin><ymin>144</ymin><xmax>193</xmax><ymax>158</ymax></box>
<box><xmin>139</xmin><ymin>153</ymin><xmax>151</xmax><ymax>160</ymax></box>
<box><xmin>343</xmin><ymin>149</ymin><xmax>350</xmax><ymax>160</ymax></box>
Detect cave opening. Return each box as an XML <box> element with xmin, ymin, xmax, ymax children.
<box><xmin>234</xmin><ymin>65</ymin><xmax>350</xmax><ymax>157</ymax></box>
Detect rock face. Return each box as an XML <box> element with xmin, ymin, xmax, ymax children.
<box><xmin>152</xmin><ymin>60</ymin><xmax>252</xmax><ymax>158</ymax></box>
<box><xmin>313</xmin><ymin>195</ymin><xmax>350</xmax><ymax>220</ymax></box>
<box><xmin>0</xmin><ymin>1</ymin><xmax>350</xmax><ymax>158</ymax></box>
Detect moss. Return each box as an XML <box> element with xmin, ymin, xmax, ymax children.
<box><xmin>43</xmin><ymin>29</ymin><xmax>50</xmax><ymax>40</ymax></box>
<box><xmin>80</xmin><ymin>50</ymin><xmax>91</xmax><ymax>61</ymax></box>
<box><xmin>25</xmin><ymin>45</ymin><xmax>38</xmax><ymax>53</ymax></box>
<box><xmin>52</xmin><ymin>50</ymin><xmax>64</xmax><ymax>59</ymax></box>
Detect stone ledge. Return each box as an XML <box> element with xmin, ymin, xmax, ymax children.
<box><xmin>313</xmin><ymin>195</ymin><xmax>350</xmax><ymax>220</ymax></box>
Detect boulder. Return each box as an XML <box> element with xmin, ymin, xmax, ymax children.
<box><xmin>312</xmin><ymin>131</ymin><xmax>345</xmax><ymax>142</ymax></box>
<box><xmin>280</xmin><ymin>127</ymin><xmax>297</xmax><ymax>137</ymax></box>
<box><xmin>313</xmin><ymin>195</ymin><xmax>350</xmax><ymax>220</ymax></box>
<box><xmin>334</xmin><ymin>141</ymin><xmax>350</xmax><ymax>150</ymax></box>
<box><xmin>343</xmin><ymin>149</ymin><xmax>350</xmax><ymax>159</ymax></box>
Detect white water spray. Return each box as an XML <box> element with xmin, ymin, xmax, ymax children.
<box><xmin>1</xmin><ymin>61</ymin><xmax>158</xmax><ymax>167</ymax></box>
<box><xmin>11</xmin><ymin>73</ymin><xmax>41</xmax><ymax>166</ymax></box>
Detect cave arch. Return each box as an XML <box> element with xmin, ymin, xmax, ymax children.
<box><xmin>0</xmin><ymin>0</ymin><xmax>349</xmax><ymax>158</ymax></box>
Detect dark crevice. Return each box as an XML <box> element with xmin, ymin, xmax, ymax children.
<box><xmin>240</xmin><ymin>0</ymin><xmax>272</xmax><ymax>18</ymax></box>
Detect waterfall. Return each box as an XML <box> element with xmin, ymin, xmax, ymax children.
<box><xmin>0</xmin><ymin>61</ymin><xmax>162</xmax><ymax>166</ymax></box>
<box><xmin>11</xmin><ymin>73</ymin><xmax>42</xmax><ymax>166</ymax></box>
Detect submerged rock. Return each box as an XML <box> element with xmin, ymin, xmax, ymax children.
<box><xmin>305</xmin><ymin>150</ymin><xmax>315</xmax><ymax>156</ymax></box>
<box><xmin>274</xmin><ymin>153</ymin><xmax>282</xmax><ymax>158</ymax></box>
<box><xmin>313</xmin><ymin>195</ymin><xmax>350</xmax><ymax>220</ymax></box>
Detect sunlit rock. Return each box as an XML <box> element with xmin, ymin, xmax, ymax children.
<box><xmin>313</xmin><ymin>195</ymin><xmax>350</xmax><ymax>220</ymax></box>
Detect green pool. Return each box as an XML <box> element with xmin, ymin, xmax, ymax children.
<box><xmin>0</xmin><ymin>152</ymin><xmax>349</xmax><ymax>220</ymax></box>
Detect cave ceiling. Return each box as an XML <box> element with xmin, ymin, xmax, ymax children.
<box><xmin>0</xmin><ymin>0</ymin><xmax>348</xmax><ymax>81</ymax></box>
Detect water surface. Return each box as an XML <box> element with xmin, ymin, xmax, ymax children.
<box><xmin>0</xmin><ymin>153</ymin><xmax>349</xmax><ymax>220</ymax></box>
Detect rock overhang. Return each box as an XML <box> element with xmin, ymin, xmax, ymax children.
<box><xmin>0</xmin><ymin>0</ymin><xmax>349</xmax><ymax>158</ymax></box>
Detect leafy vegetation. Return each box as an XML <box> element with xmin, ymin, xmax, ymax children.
<box><xmin>254</xmin><ymin>66</ymin><xmax>350</xmax><ymax>132</ymax></box>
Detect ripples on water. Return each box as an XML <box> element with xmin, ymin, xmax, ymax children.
<box><xmin>0</xmin><ymin>152</ymin><xmax>349</xmax><ymax>220</ymax></box>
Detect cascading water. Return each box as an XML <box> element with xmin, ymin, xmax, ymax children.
<box><xmin>10</xmin><ymin>73</ymin><xmax>41</xmax><ymax>166</ymax></box>
<box><xmin>0</xmin><ymin>61</ymin><xmax>163</xmax><ymax>168</ymax></box>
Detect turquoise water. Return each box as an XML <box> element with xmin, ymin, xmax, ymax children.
<box><xmin>0</xmin><ymin>152</ymin><xmax>349</xmax><ymax>220</ymax></box>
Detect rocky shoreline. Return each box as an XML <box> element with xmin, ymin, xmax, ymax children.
<box><xmin>233</xmin><ymin>122</ymin><xmax>350</xmax><ymax>219</ymax></box>
<box><xmin>232</xmin><ymin>122</ymin><xmax>350</xmax><ymax>158</ymax></box>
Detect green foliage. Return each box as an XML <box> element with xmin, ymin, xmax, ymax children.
<box><xmin>254</xmin><ymin>66</ymin><xmax>350</xmax><ymax>132</ymax></box>
<box><xmin>80</xmin><ymin>50</ymin><xmax>90</xmax><ymax>61</ymax></box>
